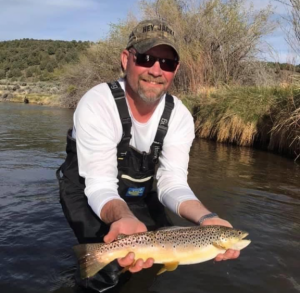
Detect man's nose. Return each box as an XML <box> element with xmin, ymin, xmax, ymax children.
<box><xmin>148</xmin><ymin>60</ymin><xmax>162</xmax><ymax>76</ymax></box>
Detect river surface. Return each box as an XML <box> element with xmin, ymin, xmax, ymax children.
<box><xmin>0</xmin><ymin>102</ymin><xmax>299</xmax><ymax>293</ymax></box>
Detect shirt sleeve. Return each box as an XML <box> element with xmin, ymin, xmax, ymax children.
<box><xmin>74</xmin><ymin>84</ymin><xmax>124</xmax><ymax>220</ymax></box>
<box><xmin>156</xmin><ymin>99</ymin><xmax>200</xmax><ymax>215</ymax></box>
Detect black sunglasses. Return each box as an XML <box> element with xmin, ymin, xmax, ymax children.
<box><xmin>129</xmin><ymin>51</ymin><xmax>178</xmax><ymax>72</ymax></box>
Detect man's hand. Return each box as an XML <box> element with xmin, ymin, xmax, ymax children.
<box><xmin>178</xmin><ymin>200</ymin><xmax>240</xmax><ymax>262</ymax></box>
<box><xmin>103</xmin><ymin>216</ymin><xmax>154</xmax><ymax>273</ymax></box>
<box><xmin>200</xmin><ymin>217</ymin><xmax>240</xmax><ymax>261</ymax></box>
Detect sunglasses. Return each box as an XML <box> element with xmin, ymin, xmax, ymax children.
<box><xmin>129</xmin><ymin>51</ymin><xmax>178</xmax><ymax>72</ymax></box>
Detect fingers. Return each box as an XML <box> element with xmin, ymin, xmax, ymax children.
<box><xmin>118</xmin><ymin>253</ymin><xmax>154</xmax><ymax>273</ymax></box>
<box><xmin>103</xmin><ymin>227</ymin><xmax>119</xmax><ymax>243</ymax></box>
<box><xmin>118</xmin><ymin>252</ymin><xmax>135</xmax><ymax>267</ymax></box>
<box><xmin>128</xmin><ymin>258</ymin><xmax>154</xmax><ymax>273</ymax></box>
<box><xmin>215</xmin><ymin>249</ymin><xmax>240</xmax><ymax>261</ymax></box>
<box><xmin>201</xmin><ymin>218</ymin><xmax>232</xmax><ymax>228</ymax></box>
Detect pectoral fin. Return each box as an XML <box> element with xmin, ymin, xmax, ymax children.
<box><xmin>212</xmin><ymin>242</ymin><xmax>227</xmax><ymax>250</ymax></box>
<box><xmin>157</xmin><ymin>262</ymin><xmax>179</xmax><ymax>275</ymax></box>
<box><xmin>213</xmin><ymin>240</ymin><xmax>251</xmax><ymax>251</ymax></box>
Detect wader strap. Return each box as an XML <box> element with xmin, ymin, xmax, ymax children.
<box><xmin>151</xmin><ymin>93</ymin><xmax>174</xmax><ymax>163</ymax></box>
<box><xmin>107</xmin><ymin>81</ymin><xmax>132</xmax><ymax>158</ymax></box>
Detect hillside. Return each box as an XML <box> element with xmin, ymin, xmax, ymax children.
<box><xmin>0</xmin><ymin>39</ymin><xmax>91</xmax><ymax>82</ymax></box>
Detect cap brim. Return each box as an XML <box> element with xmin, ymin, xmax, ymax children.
<box><xmin>132</xmin><ymin>39</ymin><xmax>180</xmax><ymax>60</ymax></box>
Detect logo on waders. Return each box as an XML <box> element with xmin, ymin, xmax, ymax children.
<box><xmin>125</xmin><ymin>187</ymin><xmax>145</xmax><ymax>197</ymax></box>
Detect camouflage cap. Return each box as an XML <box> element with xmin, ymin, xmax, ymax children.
<box><xmin>126</xmin><ymin>19</ymin><xmax>180</xmax><ymax>60</ymax></box>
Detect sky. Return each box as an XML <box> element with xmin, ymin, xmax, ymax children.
<box><xmin>0</xmin><ymin>0</ymin><xmax>298</xmax><ymax>63</ymax></box>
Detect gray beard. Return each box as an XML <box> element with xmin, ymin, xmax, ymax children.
<box><xmin>137</xmin><ymin>86</ymin><xmax>165</xmax><ymax>104</ymax></box>
<box><xmin>123</xmin><ymin>73</ymin><xmax>166</xmax><ymax>104</ymax></box>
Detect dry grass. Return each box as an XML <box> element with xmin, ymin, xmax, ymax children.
<box><xmin>0</xmin><ymin>92</ymin><xmax>60</xmax><ymax>106</ymax></box>
<box><xmin>188</xmin><ymin>84</ymin><xmax>300</xmax><ymax>160</ymax></box>
<box><xmin>215</xmin><ymin>115</ymin><xmax>257</xmax><ymax>146</ymax></box>
<box><xmin>270</xmin><ymin>106</ymin><xmax>300</xmax><ymax>160</ymax></box>
<box><xmin>197</xmin><ymin>113</ymin><xmax>257</xmax><ymax>146</ymax></box>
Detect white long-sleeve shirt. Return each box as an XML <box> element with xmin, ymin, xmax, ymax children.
<box><xmin>73</xmin><ymin>79</ymin><xmax>199</xmax><ymax>219</ymax></box>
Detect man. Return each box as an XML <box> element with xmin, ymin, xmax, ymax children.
<box><xmin>57</xmin><ymin>19</ymin><xmax>239</xmax><ymax>292</ymax></box>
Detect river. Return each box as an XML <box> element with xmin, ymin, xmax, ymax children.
<box><xmin>0</xmin><ymin>102</ymin><xmax>299</xmax><ymax>293</ymax></box>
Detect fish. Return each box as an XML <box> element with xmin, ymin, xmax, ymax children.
<box><xmin>73</xmin><ymin>225</ymin><xmax>251</xmax><ymax>279</ymax></box>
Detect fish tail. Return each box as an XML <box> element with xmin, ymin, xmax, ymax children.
<box><xmin>73</xmin><ymin>244</ymin><xmax>109</xmax><ymax>279</ymax></box>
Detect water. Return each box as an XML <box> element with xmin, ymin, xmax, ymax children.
<box><xmin>0</xmin><ymin>102</ymin><xmax>299</xmax><ymax>293</ymax></box>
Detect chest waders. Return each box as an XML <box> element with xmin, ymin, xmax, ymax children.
<box><xmin>56</xmin><ymin>81</ymin><xmax>174</xmax><ymax>292</ymax></box>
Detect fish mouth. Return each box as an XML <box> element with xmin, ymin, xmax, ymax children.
<box><xmin>231</xmin><ymin>239</ymin><xmax>251</xmax><ymax>250</ymax></box>
<box><xmin>232</xmin><ymin>231</ymin><xmax>251</xmax><ymax>250</ymax></box>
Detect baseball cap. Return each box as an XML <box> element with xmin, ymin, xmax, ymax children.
<box><xmin>126</xmin><ymin>19</ymin><xmax>180</xmax><ymax>60</ymax></box>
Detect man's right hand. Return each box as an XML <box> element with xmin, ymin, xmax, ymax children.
<box><xmin>103</xmin><ymin>216</ymin><xmax>147</xmax><ymax>243</ymax></box>
<box><xmin>103</xmin><ymin>216</ymin><xmax>154</xmax><ymax>273</ymax></box>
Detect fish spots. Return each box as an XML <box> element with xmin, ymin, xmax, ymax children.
<box><xmin>84</xmin><ymin>225</ymin><xmax>249</xmax><ymax>260</ymax></box>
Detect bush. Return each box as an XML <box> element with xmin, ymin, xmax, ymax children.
<box><xmin>60</xmin><ymin>0</ymin><xmax>276</xmax><ymax>107</ymax></box>
<box><xmin>48</xmin><ymin>46</ymin><xmax>55</xmax><ymax>55</ymax></box>
<box><xmin>26</xmin><ymin>68</ymin><xmax>33</xmax><ymax>78</ymax></box>
<box><xmin>46</xmin><ymin>63</ymin><xmax>54</xmax><ymax>73</ymax></box>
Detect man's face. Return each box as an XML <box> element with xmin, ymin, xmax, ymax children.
<box><xmin>121</xmin><ymin>45</ymin><xmax>179</xmax><ymax>104</ymax></box>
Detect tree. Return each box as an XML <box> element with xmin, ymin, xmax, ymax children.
<box><xmin>61</xmin><ymin>0</ymin><xmax>276</xmax><ymax>107</ymax></box>
<box><xmin>140</xmin><ymin>0</ymin><xmax>275</xmax><ymax>89</ymax></box>
<box><xmin>281</xmin><ymin>0</ymin><xmax>300</xmax><ymax>55</ymax></box>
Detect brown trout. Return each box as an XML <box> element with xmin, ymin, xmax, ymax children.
<box><xmin>74</xmin><ymin>225</ymin><xmax>251</xmax><ymax>279</ymax></box>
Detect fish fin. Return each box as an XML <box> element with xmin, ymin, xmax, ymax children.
<box><xmin>157</xmin><ymin>266</ymin><xmax>167</xmax><ymax>275</ymax></box>
<box><xmin>118</xmin><ymin>259</ymin><xmax>137</xmax><ymax>275</ymax></box>
<box><xmin>212</xmin><ymin>242</ymin><xmax>227</xmax><ymax>250</ymax></box>
<box><xmin>73</xmin><ymin>244</ymin><xmax>109</xmax><ymax>279</ymax></box>
<box><xmin>119</xmin><ymin>265</ymin><xmax>130</xmax><ymax>275</ymax></box>
<box><xmin>157</xmin><ymin>262</ymin><xmax>179</xmax><ymax>275</ymax></box>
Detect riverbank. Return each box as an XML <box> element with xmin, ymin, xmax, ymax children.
<box><xmin>0</xmin><ymin>80</ymin><xmax>61</xmax><ymax>106</ymax></box>
<box><xmin>182</xmin><ymin>84</ymin><xmax>300</xmax><ymax>161</ymax></box>
<box><xmin>1</xmin><ymin>80</ymin><xmax>299</xmax><ymax>161</ymax></box>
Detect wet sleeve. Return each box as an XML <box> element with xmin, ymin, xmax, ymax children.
<box><xmin>74</xmin><ymin>86</ymin><xmax>124</xmax><ymax>219</ymax></box>
<box><xmin>156</xmin><ymin>101</ymin><xmax>200</xmax><ymax>215</ymax></box>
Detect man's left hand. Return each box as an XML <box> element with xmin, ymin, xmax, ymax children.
<box><xmin>200</xmin><ymin>217</ymin><xmax>240</xmax><ymax>261</ymax></box>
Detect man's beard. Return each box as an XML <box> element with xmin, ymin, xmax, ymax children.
<box><xmin>137</xmin><ymin>77</ymin><xmax>166</xmax><ymax>104</ymax></box>
<box><xmin>137</xmin><ymin>86</ymin><xmax>165</xmax><ymax>104</ymax></box>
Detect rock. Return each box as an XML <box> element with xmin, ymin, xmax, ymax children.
<box><xmin>24</xmin><ymin>97</ymin><xmax>29</xmax><ymax>104</ymax></box>
<box><xmin>2</xmin><ymin>93</ymin><xmax>8</xmax><ymax>99</ymax></box>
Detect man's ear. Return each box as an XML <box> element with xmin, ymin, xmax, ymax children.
<box><xmin>121</xmin><ymin>50</ymin><xmax>130</xmax><ymax>72</ymax></box>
